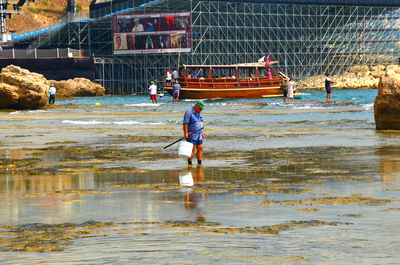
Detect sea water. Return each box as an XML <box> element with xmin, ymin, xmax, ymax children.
<box><xmin>0</xmin><ymin>89</ymin><xmax>400</xmax><ymax>264</ymax></box>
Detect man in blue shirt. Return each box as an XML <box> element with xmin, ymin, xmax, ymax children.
<box><xmin>183</xmin><ymin>100</ymin><xmax>205</xmax><ymax>165</ymax></box>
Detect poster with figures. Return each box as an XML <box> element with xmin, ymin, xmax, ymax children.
<box><xmin>113</xmin><ymin>12</ymin><xmax>191</xmax><ymax>54</ymax></box>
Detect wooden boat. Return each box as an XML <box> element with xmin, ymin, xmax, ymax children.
<box><xmin>164</xmin><ymin>61</ymin><xmax>289</xmax><ymax>99</ymax></box>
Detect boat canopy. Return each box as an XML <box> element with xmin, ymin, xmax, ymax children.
<box><xmin>181</xmin><ymin>61</ymin><xmax>278</xmax><ymax>69</ymax></box>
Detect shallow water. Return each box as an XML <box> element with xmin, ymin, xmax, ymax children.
<box><xmin>1</xmin><ymin>89</ymin><xmax>400</xmax><ymax>264</ymax></box>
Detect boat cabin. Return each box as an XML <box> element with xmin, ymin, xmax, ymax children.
<box><xmin>176</xmin><ymin>62</ymin><xmax>283</xmax><ymax>88</ymax></box>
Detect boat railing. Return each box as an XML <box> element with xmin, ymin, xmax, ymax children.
<box><xmin>180</xmin><ymin>77</ymin><xmax>282</xmax><ymax>88</ymax></box>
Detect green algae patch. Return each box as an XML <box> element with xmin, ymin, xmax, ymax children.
<box><xmin>203</xmin><ymin>220</ymin><xmax>351</xmax><ymax>236</ymax></box>
<box><xmin>161</xmin><ymin>219</ymin><xmax>351</xmax><ymax>236</ymax></box>
<box><xmin>384</xmin><ymin>208</ymin><xmax>400</xmax><ymax>212</ymax></box>
<box><xmin>0</xmin><ymin>158</ymin><xmax>41</xmax><ymax>171</ymax></box>
<box><xmin>163</xmin><ymin>221</ymin><xmax>221</xmax><ymax>227</ymax></box>
<box><xmin>297</xmin><ymin>208</ymin><xmax>320</xmax><ymax>212</ymax></box>
<box><xmin>119</xmin><ymin>135</ymin><xmax>174</xmax><ymax>143</ymax></box>
<box><xmin>113</xmin><ymin>177</ymin><xmax>315</xmax><ymax>195</ymax></box>
<box><xmin>52</xmin><ymin>189</ymin><xmax>113</xmax><ymax>195</ymax></box>
<box><xmin>0</xmin><ymin>189</ymin><xmax>112</xmax><ymax>199</ymax></box>
<box><xmin>338</xmin><ymin>214</ymin><xmax>363</xmax><ymax>218</ymax></box>
<box><xmin>0</xmin><ymin>221</ymin><xmax>115</xmax><ymax>252</ymax></box>
<box><xmin>48</xmin><ymin>141</ymin><xmax>78</xmax><ymax>145</ymax></box>
<box><xmin>260</xmin><ymin>194</ymin><xmax>394</xmax><ymax>207</ymax></box>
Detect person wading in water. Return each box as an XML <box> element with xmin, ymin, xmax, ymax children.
<box><xmin>183</xmin><ymin>101</ymin><xmax>205</xmax><ymax>165</ymax></box>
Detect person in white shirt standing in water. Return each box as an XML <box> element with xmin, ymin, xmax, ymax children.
<box><xmin>148</xmin><ymin>81</ymin><xmax>158</xmax><ymax>104</ymax></box>
<box><xmin>287</xmin><ymin>78</ymin><xmax>297</xmax><ymax>103</ymax></box>
<box><xmin>325</xmin><ymin>73</ymin><xmax>335</xmax><ymax>103</ymax></box>
<box><xmin>48</xmin><ymin>86</ymin><xmax>56</xmax><ymax>104</ymax></box>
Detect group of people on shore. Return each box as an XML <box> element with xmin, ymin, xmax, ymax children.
<box><xmin>280</xmin><ymin>77</ymin><xmax>297</xmax><ymax>103</ymax></box>
<box><xmin>280</xmin><ymin>73</ymin><xmax>335</xmax><ymax>103</ymax></box>
<box><xmin>148</xmin><ymin>68</ymin><xmax>180</xmax><ymax>104</ymax></box>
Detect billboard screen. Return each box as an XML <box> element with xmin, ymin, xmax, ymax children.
<box><xmin>113</xmin><ymin>12</ymin><xmax>191</xmax><ymax>54</ymax></box>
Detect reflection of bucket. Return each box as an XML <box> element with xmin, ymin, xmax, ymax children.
<box><xmin>179</xmin><ymin>172</ymin><xmax>194</xmax><ymax>186</ymax></box>
<box><xmin>178</xmin><ymin>141</ymin><xmax>193</xmax><ymax>157</ymax></box>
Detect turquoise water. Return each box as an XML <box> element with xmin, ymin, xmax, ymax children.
<box><xmin>55</xmin><ymin>89</ymin><xmax>376</xmax><ymax>107</ymax></box>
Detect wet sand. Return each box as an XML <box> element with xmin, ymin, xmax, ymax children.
<box><xmin>0</xmin><ymin>97</ymin><xmax>400</xmax><ymax>264</ymax></box>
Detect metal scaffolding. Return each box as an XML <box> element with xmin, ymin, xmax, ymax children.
<box><xmin>8</xmin><ymin>0</ymin><xmax>400</xmax><ymax>94</ymax></box>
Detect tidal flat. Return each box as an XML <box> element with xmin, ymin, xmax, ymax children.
<box><xmin>0</xmin><ymin>91</ymin><xmax>400</xmax><ymax>264</ymax></box>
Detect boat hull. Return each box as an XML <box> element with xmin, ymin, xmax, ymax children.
<box><xmin>164</xmin><ymin>85</ymin><xmax>283</xmax><ymax>99</ymax></box>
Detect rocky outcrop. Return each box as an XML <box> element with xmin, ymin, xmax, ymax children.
<box><xmin>299</xmin><ymin>64</ymin><xmax>400</xmax><ymax>90</ymax></box>
<box><xmin>0</xmin><ymin>65</ymin><xmax>49</xmax><ymax>109</ymax></box>
<box><xmin>0</xmin><ymin>65</ymin><xmax>106</xmax><ymax>109</ymax></box>
<box><xmin>48</xmin><ymin>78</ymin><xmax>105</xmax><ymax>98</ymax></box>
<box><xmin>374</xmin><ymin>76</ymin><xmax>400</xmax><ymax>130</ymax></box>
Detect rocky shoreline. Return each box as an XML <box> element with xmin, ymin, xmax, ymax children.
<box><xmin>0</xmin><ymin>65</ymin><xmax>105</xmax><ymax>110</ymax></box>
<box><xmin>298</xmin><ymin>64</ymin><xmax>400</xmax><ymax>90</ymax></box>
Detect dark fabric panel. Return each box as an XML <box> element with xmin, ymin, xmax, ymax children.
<box><xmin>0</xmin><ymin>58</ymin><xmax>95</xmax><ymax>81</ymax></box>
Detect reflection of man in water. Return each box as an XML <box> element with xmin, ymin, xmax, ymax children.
<box><xmin>184</xmin><ymin>166</ymin><xmax>205</xmax><ymax>222</ymax></box>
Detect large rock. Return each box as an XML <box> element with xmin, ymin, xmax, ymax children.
<box><xmin>48</xmin><ymin>78</ymin><xmax>105</xmax><ymax>98</ymax></box>
<box><xmin>298</xmin><ymin>64</ymin><xmax>400</xmax><ymax>90</ymax></box>
<box><xmin>0</xmin><ymin>65</ymin><xmax>49</xmax><ymax>109</ymax></box>
<box><xmin>374</xmin><ymin>76</ymin><xmax>400</xmax><ymax>130</ymax></box>
<box><xmin>371</xmin><ymin>65</ymin><xmax>386</xmax><ymax>78</ymax></box>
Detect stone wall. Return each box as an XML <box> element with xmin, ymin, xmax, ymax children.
<box><xmin>299</xmin><ymin>64</ymin><xmax>400</xmax><ymax>90</ymax></box>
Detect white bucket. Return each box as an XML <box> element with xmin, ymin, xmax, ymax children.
<box><xmin>178</xmin><ymin>141</ymin><xmax>193</xmax><ymax>157</ymax></box>
<box><xmin>179</xmin><ymin>172</ymin><xmax>194</xmax><ymax>186</ymax></box>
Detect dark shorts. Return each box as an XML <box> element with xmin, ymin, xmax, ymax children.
<box><xmin>173</xmin><ymin>91</ymin><xmax>180</xmax><ymax>98</ymax></box>
<box><xmin>187</xmin><ymin>137</ymin><xmax>203</xmax><ymax>145</ymax></box>
<box><xmin>326</xmin><ymin>87</ymin><xmax>331</xmax><ymax>94</ymax></box>
<box><xmin>282</xmin><ymin>89</ymin><xmax>288</xmax><ymax>97</ymax></box>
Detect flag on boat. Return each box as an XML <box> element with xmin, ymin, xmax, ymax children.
<box><xmin>265</xmin><ymin>53</ymin><xmax>270</xmax><ymax>65</ymax></box>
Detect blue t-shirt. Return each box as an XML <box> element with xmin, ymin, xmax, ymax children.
<box><xmin>173</xmin><ymin>83</ymin><xmax>181</xmax><ymax>92</ymax></box>
<box><xmin>183</xmin><ymin>108</ymin><xmax>203</xmax><ymax>141</ymax></box>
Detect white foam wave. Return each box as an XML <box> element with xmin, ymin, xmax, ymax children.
<box><xmin>62</xmin><ymin>120</ymin><xmax>165</xmax><ymax>126</ymax></box>
<box><xmin>125</xmin><ymin>103</ymin><xmax>162</xmax><ymax>107</ymax></box>
<box><xmin>293</xmin><ymin>105</ymin><xmax>312</xmax><ymax>109</ymax></box>
<box><xmin>9</xmin><ymin>110</ymin><xmax>47</xmax><ymax>115</ymax></box>
<box><xmin>62</xmin><ymin>120</ymin><xmax>105</xmax><ymax>125</ymax></box>
<box><xmin>362</xmin><ymin>103</ymin><xmax>373</xmax><ymax>111</ymax></box>
<box><xmin>113</xmin><ymin>121</ymin><xmax>140</xmax><ymax>125</ymax></box>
